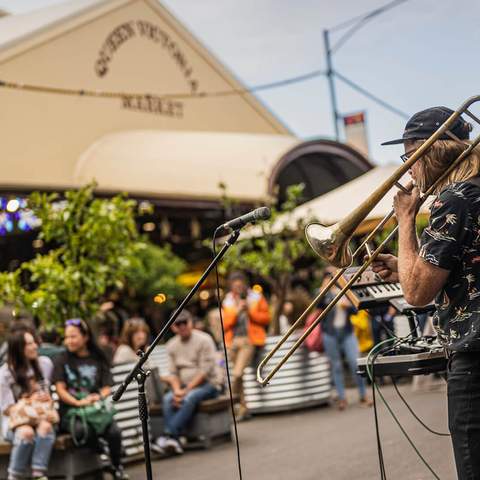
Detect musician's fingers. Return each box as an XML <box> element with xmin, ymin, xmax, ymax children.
<box><xmin>376</xmin><ymin>268</ymin><xmax>391</xmax><ymax>279</ymax></box>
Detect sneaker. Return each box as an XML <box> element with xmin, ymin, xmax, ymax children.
<box><xmin>360</xmin><ymin>396</ymin><xmax>373</xmax><ymax>407</ymax></box>
<box><xmin>151</xmin><ymin>436</ymin><xmax>167</xmax><ymax>455</ymax></box>
<box><xmin>32</xmin><ymin>472</ymin><xmax>48</xmax><ymax>480</ymax></box>
<box><xmin>113</xmin><ymin>465</ymin><xmax>129</xmax><ymax>480</ymax></box>
<box><xmin>164</xmin><ymin>436</ymin><xmax>184</xmax><ymax>455</ymax></box>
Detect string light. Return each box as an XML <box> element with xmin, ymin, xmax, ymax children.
<box><xmin>0</xmin><ymin>69</ymin><xmax>324</xmax><ymax>102</ymax></box>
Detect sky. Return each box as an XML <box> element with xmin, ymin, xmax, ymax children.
<box><xmin>1</xmin><ymin>0</ymin><xmax>479</xmax><ymax>165</ymax></box>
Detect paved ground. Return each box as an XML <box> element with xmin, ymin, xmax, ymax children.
<box><xmin>128</xmin><ymin>381</ymin><xmax>455</xmax><ymax>480</ymax></box>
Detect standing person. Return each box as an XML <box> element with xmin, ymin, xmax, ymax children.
<box><xmin>156</xmin><ymin>311</ymin><xmax>220</xmax><ymax>455</ymax></box>
<box><xmin>319</xmin><ymin>271</ymin><xmax>370</xmax><ymax>410</ymax></box>
<box><xmin>52</xmin><ymin>319</ymin><xmax>128</xmax><ymax>480</ymax></box>
<box><xmin>38</xmin><ymin>328</ymin><xmax>65</xmax><ymax>361</ymax></box>
<box><xmin>0</xmin><ymin>331</ymin><xmax>56</xmax><ymax>480</ymax></box>
<box><xmin>372</xmin><ymin>106</ymin><xmax>479</xmax><ymax>480</ymax></box>
<box><xmin>113</xmin><ymin>318</ymin><xmax>150</xmax><ymax>365</ymax></box>
<box><xmin>222</xmin><ymin>272</ymin><xmax>270</xmax><ymax>420</ymax></box>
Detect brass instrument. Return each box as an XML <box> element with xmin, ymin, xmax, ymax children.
<box><xmin>257</xmin><ymin>95</ymin><xmax>480</xmax><ymax>387</ymax></box>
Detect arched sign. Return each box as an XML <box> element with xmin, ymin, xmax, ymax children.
<box><xmin>94</xmin><ymin>20</ymin><xmax>202</xmax><ymax>118</ymax></box>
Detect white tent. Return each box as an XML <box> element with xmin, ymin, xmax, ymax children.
<box><xmin>246</xmin><ymin>164</ymin><xmax>431</xmax><ymax>237</ymax></box>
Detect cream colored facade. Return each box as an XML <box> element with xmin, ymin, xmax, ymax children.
<box><xmin>0</xmin><ymin>0</ymin><xmax>291</xmax><ymax>196</ymax></box>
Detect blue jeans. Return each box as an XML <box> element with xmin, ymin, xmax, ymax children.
<box><xmin>163</xmin><ymin>383</ymin><xmax>218</xmax><ymax>438</ymax></box>
<box><xmin>7</xmin><ymin>428</ymin><xmax>55</xmax><ymax>477</ymax></box>
<box><xmin>323</xmin><ymin>331</ymin><xmax>366</xmax><ymax>401</ymax></box>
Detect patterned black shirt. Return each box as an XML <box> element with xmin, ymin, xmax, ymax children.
<box><xmin>419</xmin><ymin>180</ymin><xmax>480</xmax><ymax>351</ymax></box>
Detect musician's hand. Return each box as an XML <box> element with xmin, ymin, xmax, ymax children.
<box><xmin>371</xmin><ymin>253</ymin><xmax>399</xmax><ymax>283</ymax></box>
<box><xmin>393</xmin><ymin>184</ymin><xmax>421</xmax><ymax>224</ymax></box>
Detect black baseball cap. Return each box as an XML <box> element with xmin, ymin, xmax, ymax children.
<box><xmin>381</xmin><ymin>106</ymin><xmax>472</xmax><ymax>146</ymax></box>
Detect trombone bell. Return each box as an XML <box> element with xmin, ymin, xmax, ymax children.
<box><xmin>305</xmin><ymin>222</ymin><xmax>353</xmax><ymax>268</ymax></box>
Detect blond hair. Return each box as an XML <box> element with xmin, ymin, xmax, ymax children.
<box><xmin>412</xmin><ymin>140</ymin><xmax>480</xmax><ymax>194</ymax></box>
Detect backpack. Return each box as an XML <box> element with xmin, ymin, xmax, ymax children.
<box><xmin>303</xmin><ymin>309</ymin><xmax>324</xmax><ymax>353</ymax></box>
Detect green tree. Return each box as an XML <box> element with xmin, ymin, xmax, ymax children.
<box><xmin>220</xmin><ymin>184</ymin><xmax>322</xmax><ymax>334</ymax></box>
<box><xmin>123</xmin><ymin>242</ymin><xmax>187</xmax><ymax>312</ymax></box>
<box><xmin>0</xmin><ymin>184</ymin><xmax>182</xmax><ymax>328</ymax></box>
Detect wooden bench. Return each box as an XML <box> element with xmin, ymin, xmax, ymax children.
<box><xmin>149</xmin><ymin>395</ymin><xmax>235</xmax><ymax>449</ymax></box>
<box><xmin>146</xmin><ymin>348</ymin><xmax>235</xmax><ymax>448</ymax></box>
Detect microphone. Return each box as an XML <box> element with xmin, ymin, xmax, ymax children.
<box><xmin>220</xmin><ymin>207</ymin><xmax>271</xmax><ymax>231</ymax></box>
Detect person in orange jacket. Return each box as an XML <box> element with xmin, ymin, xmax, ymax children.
<box><xmin>222</xmin><ymin>271</ymin><xmax>270</xmax><ymax>419</ymax></box>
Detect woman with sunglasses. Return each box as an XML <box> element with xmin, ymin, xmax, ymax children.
<box><xmin>52</xmin><ymin>319</ymin><xmax>128</xmax><ymax>480</ymax></box>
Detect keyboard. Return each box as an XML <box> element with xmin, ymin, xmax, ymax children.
<box><xmin>357</xmin><ymin>350</ymin><xmax>446</xmax><ymax>377</ymax></box>
<box><xmin>336</xmin><ymin>266</ymin><xmax>403</xmax><ymax>309</ymax></box>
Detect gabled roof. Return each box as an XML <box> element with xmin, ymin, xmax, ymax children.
<box><xmin>0</xmin><ymin>0</ymin><xmax>103</xmax><ymax>51</ymax></box>
<box><xmin>0</xmin><ymin>0</ymin><xmax>292</xmax><ymax>196</ymax></box>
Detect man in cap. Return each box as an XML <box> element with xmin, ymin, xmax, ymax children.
<box><xmin>155</xmin><ymin>310</ymin><xmax>220</xmax><ymax>455</ymax></box>
<box><xmin>373</xmin><ymin>105</ymin><xmax>480</xmax><ymax>479</ymax></box>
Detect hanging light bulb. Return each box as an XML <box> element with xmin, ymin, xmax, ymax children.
<box><xmin>160</xmin><ymin>217</ymin><xmax>171</xmax><ymax>239</ymax></box>
<box><xmin>190</xmin><ymin>217</ymin><xmax>201</xmax><ymax>239</ymax></box>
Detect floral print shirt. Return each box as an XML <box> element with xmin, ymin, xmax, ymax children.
<box><xmin>419</xmin><ymin>180</ymin><xmax>480</xmax><ymax>351</ymax></box>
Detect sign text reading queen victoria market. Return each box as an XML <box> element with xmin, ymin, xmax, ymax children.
<box><xmin>94</xmin><ymin>20</ymin><xmax>202</xmax><ymax>118</ymax></box>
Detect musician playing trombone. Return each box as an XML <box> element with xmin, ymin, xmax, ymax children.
<box><xmin>374</xmin><ymin>106</ymin><xmax>480</xmax><ymax>480</ymax></box>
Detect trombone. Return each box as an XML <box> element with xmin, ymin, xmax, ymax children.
<box><xmin>257</xmin><ymin>95</ymin><xmax>480</xmax><ymax>387</ymax></box>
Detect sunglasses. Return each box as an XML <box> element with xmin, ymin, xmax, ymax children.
<box><xmin>400</xmin><ymin>148</ymin><xmax>417</xmax><ymax>164</ymax></box>
<box><xmin>65</xmin><ymin>318</ymin><xmax>88</xmax><ymax>331</ymax></box>
<box><xmin>175</xmin><ymin>320</ymin><xmax>188</xmax><ymax>327</ymax></box>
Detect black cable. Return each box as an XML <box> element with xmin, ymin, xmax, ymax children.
<box><xmin>372</xmin><ymin>359</ymin><xmax>388</xmax><ymax>479</ymax></box>
<box><xmin>334</xmin><ymin>71</ymin><xmax>410</xmax><ymax>120</ymax></box>
<box><xmin>370</xmin><ymin>339</ymin><xmax>401</xmax><ymax>479</ymax></box>
<box><xmin>212</xmin><ymin>228</ymin><xmax>243</xmax><ymax>480</ymax></box>
<box><xmin>391</xmin><ymin>377</ymin><xmax>450</xmax><ymax>437</ymax></box>
<box><xmin>369</xmin><ymin>340</ymin><xmax>442</xmax><ymax>479</ymax></box>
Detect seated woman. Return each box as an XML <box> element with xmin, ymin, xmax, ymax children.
<box><xmin>0</xmin><ymin>330</ymin><xmax>56</xmax><ymax>480</ymax></box>
<box><xmin>52</xmin><ymin>319</ymin><xmax>128</xmax><ymax>480</ymax></box>
<box><xmin>113</xmin><ymin>318</ymin><xmax>150</xmax><ymax>365</ymax></box>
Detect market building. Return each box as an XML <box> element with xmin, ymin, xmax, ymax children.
<box><xmin>0</xmin><ymin>0</ymin><xmax>372</xmax><ymax>268</ymax></box>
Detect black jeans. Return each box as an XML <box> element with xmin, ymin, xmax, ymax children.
<box><xmin>65</xmin><ymin>418</ymin><xmax>123</xmax><ymax>468</ymax></box>
<box><xmin>448</xmin><ymin>352</ymin><xmax>480</xmax><ymax>479</ymax></box>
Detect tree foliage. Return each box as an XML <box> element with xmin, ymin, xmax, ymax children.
<box><xmin>0</xmin><ymin>184</ymin><xmax>183</xmax><ymax>328</ymax></box>
<box><xmin>124</xmin><ymin>242</ymin><xmax>187</xmax><ymax>310</ymax></box>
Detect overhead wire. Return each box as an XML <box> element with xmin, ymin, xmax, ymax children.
<box><xmin>334</xmin><ymin>71</ymin><xmax>410</xmax><ymax>120</ymax></box>
<box><xmin>329</xmin><ymin>0</ymin><xmax>410</xmax><ymax>34</ymax></box>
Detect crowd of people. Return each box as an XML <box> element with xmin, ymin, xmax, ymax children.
<box><xmin>0</xmin><ymin>269</ymin><xmax>405</xmax><ymax>479</ymax></box>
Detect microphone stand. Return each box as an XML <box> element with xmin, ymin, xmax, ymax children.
<box><xmin>112</xmin><ymin>229</ymin><xmax>241</xmax><ymax>480</ymax></box>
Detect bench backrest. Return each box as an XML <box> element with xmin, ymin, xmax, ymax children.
<box><xmin>110</xmin><ymin>362</ymin><xmax>151</xmax><ymax>459</ymax></box>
